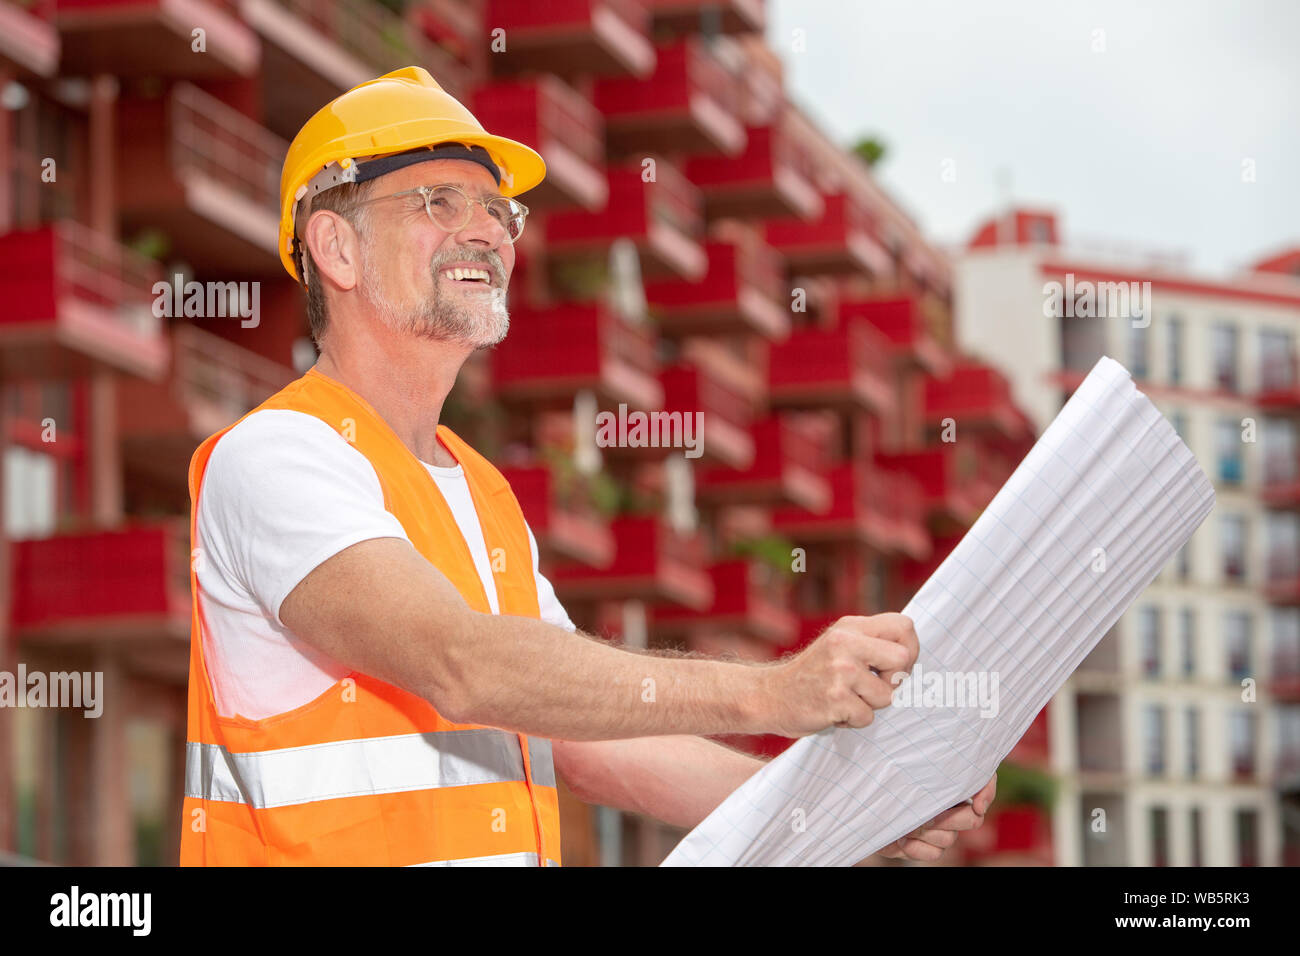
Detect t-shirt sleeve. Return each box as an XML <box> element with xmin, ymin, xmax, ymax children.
<box><xmin>197</xmin><ymin>409</ymin><xmax>412</xmax><ymax>626</ymax></box>
<box><xmin>526</xmin><ymin>522</ymin><xmax>577</xmax><ymax>633</ymax></box>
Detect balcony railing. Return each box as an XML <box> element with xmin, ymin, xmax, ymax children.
<box><xmin>0</xmin><ymin>221</ymin><xmax>166</xmax><ymax>378</ymax></box>
<box><xmin>768</xmin><ymin>318</ymin><xmax>894</xmax><ymax>413</ymax></box>
<box><xmin>173</xmin><ymin>324</ymin><xmax>295</xmax><ymax>423</ymax></box>
<box><xmin>267</xmin><ymin>0</ymin><xmax>467</xmax><ymax>96</ymax></box>
<box><xmin>11</xmin><ymin>520</ymin><xmax>191</xmax><ymax>636</ymax></box>
<box><xmin>171</xmin><ymin>83</ymin><xmax>286</xmax><ymax>214</ymax></box>
<box><xmin>485</xmin><ymin>0</ymin><xmax>655</xmax><ymax>78</ymax></box>
<box><xmin>499</xmin><ymin>463</ymin><xmax>615</xmax><ymax>568</ymax></box>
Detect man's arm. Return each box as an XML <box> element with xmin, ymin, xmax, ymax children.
<box><xmin>279</xmin><ymin>537</ymin><xmax>919</xmax><ymax>742</ymax></box>
<box><xmin>553</xmin><ymin>736</ymin><xmax>765</xmax><ymax>829</ymax></box>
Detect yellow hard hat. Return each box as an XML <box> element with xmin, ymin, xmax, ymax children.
<box><xmin>278</xmin><ymin>66</ymin><xmax>546</xmax><ymax>281</ymax></box>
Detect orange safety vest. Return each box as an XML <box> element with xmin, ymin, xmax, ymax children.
<box><xmin>179</xmin><ymin>368</ymin><xmax>562</xmax><ymax>866</ymax></box>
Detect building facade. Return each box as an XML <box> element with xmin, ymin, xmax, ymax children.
<box><xmin>958</xmin><ymin>207</ymin><xmax>1300</xmax><ymax>866</ymax></box>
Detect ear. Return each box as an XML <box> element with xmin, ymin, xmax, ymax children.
<box><xmin>303</xmin><ymin>209</ymin><xmax>362</xmax><ymax>293</ymax></box>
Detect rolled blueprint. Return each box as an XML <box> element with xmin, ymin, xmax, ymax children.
<box><xmin>662</xmin><ymin>356</ymin><xmax>1216</xmax><ymax>866</ymax></box>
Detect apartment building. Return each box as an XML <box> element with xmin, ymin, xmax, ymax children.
<box><xmin>957</xmin><ymin>207</ymin><xmax>1300</xmax><ymax>866</ymax></box>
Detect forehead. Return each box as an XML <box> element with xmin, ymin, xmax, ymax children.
<box><xmin>370</xmin><ymin>158</ymin><xmax>504</xmax><ymax>197</ymax></box>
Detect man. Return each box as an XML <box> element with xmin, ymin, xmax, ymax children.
<box><xmin>180</xmin><ymin>67</ymin><xmax>995</xmax><ymax>866</ymax></box>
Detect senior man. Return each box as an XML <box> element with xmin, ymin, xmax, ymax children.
<box><xmin>180</xmin><ymin>67</ymin><xmax>995</xmax><ymax>866</ymax></box>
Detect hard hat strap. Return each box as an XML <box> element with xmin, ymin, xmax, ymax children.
<box><xmin>352</xmin><ymin>143</ymin><xmax>502</xmax><ymax>187</ymax></box>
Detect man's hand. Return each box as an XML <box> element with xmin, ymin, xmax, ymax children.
<box><xmin>876</xmin><ymin>775</ymin><xmax>998</xmax><ymax>863</ymax></box>
<box><xmin>763</xmin><ymin>613</ymin><xmax>920</xmax><ymax>738</ymax></box>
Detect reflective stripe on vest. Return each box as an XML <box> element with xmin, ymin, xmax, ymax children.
<box><xmin>185</xmin><ymin>731</ymin><xmax>556</xmax><ymax>809</ymax></box>
<box><xmin>410</xmin><ymin>852</ymin><xmax>560</xmax><ymax>867</ymax></box>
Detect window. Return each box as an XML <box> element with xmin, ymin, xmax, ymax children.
<box><xmin>1235</xmin><ymin>809</ymin><xmax>1259</xmax><ymax>867</ymax></box>
<box><xmin>1266</xmin><ymin>512</ymin><xmax>1300</xmax><ymax>586</ymax></box>
<box><xmin>1179</xmin><ymin>608</ymin><xmax>1196</xmax><ymax>676</ymax></box>
<box><xmin>1215</xmin><ymin>419</ymin><xmax>1243</xmax><ymax>484</ymax></box>
<box><xmin>1143</xmin><ymin>704</ymin><xmax>1166</xmax><ymax>775</ymax></box>
<box><xmin>1262</xmin><ymin>418</ymin><xmax>1298</xmax><ymax>486</ymax></box>
<box><xmin>1149</xmin><ymin>807</ymin><xmax>1170</xmax><ymax>867</ymax></box>
<box><xmin>1189</xmin><ymin>807</ymin><xmax>1204</xmax><ymax>867</ymax></box>
<box><xmin>1259</xmin><ymin>329</ymin><xmax>1295</xmax><ymax>392</ymax></box>
<box><xmin>1166</xmin><ymin>316</ymin><xmax>1184</xmax><ymax>385</ymax></box>
<box><xmin>1169</xmin><ymin>410</ymin><xmax>1188</xmax><ymax>443</ymax></box>
<box><xmin>1128</xmin><ymin>321</ymin><xmax>1150</xmax><ymax>379</ymax></box>
<box><xmin>1220</xmin><ymin>514</ymin><xmax>1246</xmax><ymax>583</ymax></box>
<box><xmin>1229</xmin><ymin>711</ymin><xmax>1257</xmax><ymax>779</ymax></box>
<box><xmin>4</xmin><ymin>447</ymin><xmax>57</xmax><ymax>539</ymax></box>
<box><xmin>1212</xmin><ymin>323</ymin><xmax>1240</xmax><ymax>392</ymax></box>
<box><xmin>1138</xmin><ymin>607</ymin><xmax>1162</xmax><ymax>677</ymax></box>
<box><xmin>1274</xmin><ymin>609</ymin><xmax>1300</xmax><ymax>688</ymax></box>
<box><xmin>1185</xmin><ymin>707</ymin><xmax>1199</xmax><ymax>777</ymax></box>
<box><xmin>1225</xmin><ymin>611</ymin><xmax>1252</xmax><ymax>680</ymax></box>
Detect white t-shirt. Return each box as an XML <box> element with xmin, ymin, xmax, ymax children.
<box><xmin>194</xmin><ymin>408</ymin><xmax>576</xmax><ymax>720</ymax></box>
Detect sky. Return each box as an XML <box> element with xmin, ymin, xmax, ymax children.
<box><xmin>767</xmin><ymin>0</ymin><xmax>1299</xmax><ymax>276</ymax></box>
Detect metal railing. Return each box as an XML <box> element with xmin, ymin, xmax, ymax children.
<box><xmin>170</xmin><ymin>83</ymin><xmax>287</xmax><ymax>212</ymax></box>
<box><xmin>173</xmin><ymin>324</ymin><xmax>295</xmax><ymax>421</ymax></box>
<box><xmin>53</xmin><ymin>221</ymin><xmax>162</xmax><ymax>338</ymax></box>
<box><xmin>599</xmin><ymin>308</ymin><xmax>658</xmax><ymax>378</ymax></box>
<box><xmin>538</xmin><ymin>75</ymin><xmax>605</xmax><ymax>169</ymax></box>
<box><xmin>647</xmin><ymin>158</ymin><xmax>702</xmax><ymax>239</ymax></box>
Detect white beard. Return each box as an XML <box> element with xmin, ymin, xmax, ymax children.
<box><xmin>360</xmin><ymin>254</ymin><xmax>510</xmax><ymax>348</ymax></box>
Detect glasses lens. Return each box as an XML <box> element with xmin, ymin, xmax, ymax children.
<box><xmin>488</xmin><ymin>198</ymin><xmax>527</xmax><ymax>242</ymax></box>
<box><xmin>425</xmin><ymin>186</ymin><xmax>469</xmax><ymax>230</ymax></box>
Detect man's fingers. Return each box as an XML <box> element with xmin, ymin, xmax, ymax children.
<box><xmin>909</xmin><ymin>827</ymin><xmax>959</xmax><ymax>850</ymax></box>
<box><xmin>924</xmin><ymin>803</ymin><xmax>985</xmax><ymax>832</ymax></box>
<box><xmin>850</xmin><ymin>671</ymin><xmax>897</xmax><ymax>710</ymax></box>
<box><xmin>972</xmin><ymin>775</ymin><xmax>998</xmax><ymax>815</ymax></box>
<box><xmin>897</xmin><ymin>838</ymin><xmax>944</xmax><ymax>862</ymax></box>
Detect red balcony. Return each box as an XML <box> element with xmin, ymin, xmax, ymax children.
<box><xmin>874</xmin><ymin>467</ymin><xmax>930</xmax><ymax>561</ymax></box>
<box><xmin>11</xmin><ymin>521</ymin><xmax>191</xmax><ymax>668</ymax></box>
<box><xmin>473</xmin><ymin>76</ymin><xmax>607</xmax><ymax>211</ymax></box>
<box><xmin>765</xmin><ymin>192</ymin><xmax>893</xmax><ymax>278</ymax></box>
<box><xmin>654</xmin><ymin>559</ymin><xmax>797</xmax><ymax>644</ymax></box>
<box><xmin>0</xmin><ymin>0</ymin><xmax>59</xmax><ymax>76</ymax></box>
<box><xmin>878</xmin><ymin>445</ymin><xmax>983</xmax><ymax>530</ymax></box>
<box><xmin>117</xmin><ymin>83</ymin><xmax>286</xmax><ymax>274</ymax></box>
<box><xmin>697</xmin><ymin>415</ymin><xmax>832</xmax><ymax>512</ymax></box>
<box><xmin>963</xmin><ymin>804</ymin><xmax>1052</xmax><ymax>866</ymax></box>
<box><xmin>647</xmin><ymin>0</ymin><xmax>764</xmax><ymax>33</ymax></box>
<box><xmin>486</xmin><ymin>0</ymin><xmax>655</xmax><ymax>78</ymax></box>
<box><xmin>1265</xmin><ymin>552</ymin><xmax>1300</xmax><ymax>605</ymax></box>
<box><xmin>117</xmin><ymin>324</ymin><xmax>295</xmax><ymax>490</ymax></box>
<box><xmin>839</xmin><ymin>296</ymin><xmax>949</xmax><ymax>375</ymax></box>
<box><xmin>0</xmin><ymin>222</ymin><xmax>167</xmax><ymax>381</ymax></box>
<box><xmin>1008</xmin><ymin>708</ymin><xmax>1051</xmax><ymax>767</ymax></box>
<box><xmin>549</xmin><ymin>516</ymin><xmax>713</xmax><ymax>609</ymax></box>
<box><xmin>498</xmin><ymin>463</ymin><xmax>615</xmax><ymax>569</ymax></box>
<box><xmin>490</xmin><ymin>303</ymin><xmax>662</xmax><ymax>410</ymax></box>
<box><xmin>770</xmin><ymin>460</ymin><xmax>897</xmax><ymax>549</ymax></box>
<box><xmin>244</xmin><ymin>0</ymin><xmax>470</xmax><ymax>137</ymax></box>
<box><xmin>1262</xmin><ymin>455</ymin><xmax>1300</xmax><ymax>508</ymax></box>
<box><xmin>1272</xmin><ymin>648</ymin><xmax>1300</xmax><ymax>702</ymax></box>
<box><xmin>546</xmin><ymin>158</ymin><xmax>707</xmax><ymax>279</ymax></box>
<box><xmin>684</xmin><ymin>124</ymin><xmax>822</xmax><ymax>221</ymax></box>
<box><xmin>55</xmin><ymin>0</ymin><xmax>259</xmax><ymax>77</ymax></box>
<box><xmin>594</xmin><ymin>37</ymin><xmax>746</xmax><ymax>158</ymax></box>
<box><xmin>644</xmin><ymin>234</ymin><xmax>789</xmax><ymax>339</ymax></box>
<box><xmin>768</xmin><ymin>319</ymin><xmax>894</xmax><ymax>413</ymax></box>
<box><xmin>924</xmin><ymin>360</ymin><xmax>1026</xmax><ymax>437</ymax></box>
<box><xmin>654</xmin><ymin>362</ymin><xmax>753</xmax><ymax>467</ymax></box>
<box><xmin>1258</xmin><ymin>353</ymin><xmax>1300</xmax><ymax>410</ymax></box>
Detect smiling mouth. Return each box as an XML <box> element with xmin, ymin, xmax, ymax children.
<box><xmin>441</xmin><ymin>266</ymin><xmax>493</xmax><ymax>285</ymax></box>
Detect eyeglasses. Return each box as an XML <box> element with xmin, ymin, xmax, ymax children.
<box><xmin>354</xmin><ymin>183</ymin><xmax>529</xmax><ymax>243</ymax></box>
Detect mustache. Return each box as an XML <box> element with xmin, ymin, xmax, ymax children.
<box><xmin>431</xmin><ymin>247</ymin><xmax>506</xmax><ymax>286</ymax></box>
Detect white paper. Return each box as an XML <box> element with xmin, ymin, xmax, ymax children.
<box><xmin>662</xmin><ymin>356</ymin><xmax>1215</xmax><ymax>866</ymax></box>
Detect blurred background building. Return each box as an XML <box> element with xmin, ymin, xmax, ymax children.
<box><xmin>958</xmin><ymin>208</ymin><xmax>1300</xmax><ymax>865</ymax></box>
<box><xmin>0</xmin><ymin>0</ymin><xmax>1286</xmax><ymax>868</ymax></box>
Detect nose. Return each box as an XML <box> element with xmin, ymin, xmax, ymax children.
<box><xmin>453</xmin><ymin>200</ymin><xmax>507</xmax><ymax>249</ymax></box>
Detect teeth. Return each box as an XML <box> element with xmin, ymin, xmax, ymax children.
<box><xmin>446</xmin><ymin>267</ymin><xmax>490</xmax><ymax>282</ymax></box>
